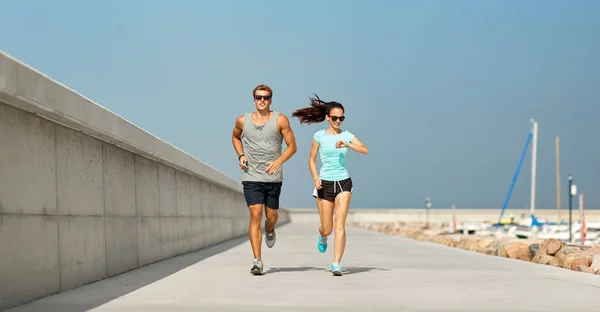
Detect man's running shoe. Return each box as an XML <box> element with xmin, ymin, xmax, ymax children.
<box><xmin>250</xmin><ymin>258</ymin><xmax>264</xmax><ymax>275</ymax></box>
<box><xmin>331</xmin><ymin>262</ymin><xmax>343</xmax><ymax>276</ymax></box>
<box><xmin>318</xmin><ymin>235</ymin><xmax>327</xmax><ymax>253</ymax></box>
<box><xmin>265</xmin><ymin>220</ymin><xmax>276</xmax><ymax>248</ymax></box>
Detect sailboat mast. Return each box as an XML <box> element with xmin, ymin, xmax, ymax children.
<box><xmin>530</xmin><ymin>119</ymin><xmax>538</xmax><ymax>217</ymax></box>
<box><xmin>556</xmin><ymin>136</ymin><xmax>561</xmax><ymax>223</ymax></box>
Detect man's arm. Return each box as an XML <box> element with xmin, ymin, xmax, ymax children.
<box><xmin>231</xmin><ymin>115</ymin><xmax>247</xmax><ymax>169</ymax></box>
<box><xmin>276</xmin><ymin>114</ymin><xmax>297</xmax><ymax>164</ymax></box>
<box><xmin>265</xmin><ymin>114</ymin><xmax>297</xmax><ymax>175</ymax></box>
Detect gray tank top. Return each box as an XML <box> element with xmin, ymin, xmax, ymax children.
<box><xmin>241</xmin><ymin>111</ymin><xmax>284</xmax><ymax>182</ymax></box>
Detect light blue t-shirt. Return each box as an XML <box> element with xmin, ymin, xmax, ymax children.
<box><xmin>313</xmin><ymin>129</ymin><xmax>355</xmax><ymax>181</ymax></box>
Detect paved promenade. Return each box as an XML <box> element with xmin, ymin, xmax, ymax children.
<box><xmin>7</xmin><ymin>221</ymin><xmax>600</xmax><ymax>312</ymax></box>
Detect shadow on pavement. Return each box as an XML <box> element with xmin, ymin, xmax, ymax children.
<box><xmin>343</xmin><ymin>266</ymin><xmax>391</xmax><ymax>275</ymax></box>
<box><xmin>266</xmin><ymin>266</ymin><xmax>390</xmax><ymax>275</ymax></box>
<box><xmin>267</xmin><ymin>266</ymin><xmax>324</xmax><ymax>273</ymax></box>
<box><xmin>5</xmin><ymin>235</ymin><xmax>249</xmax><ymax>312</ymax></box>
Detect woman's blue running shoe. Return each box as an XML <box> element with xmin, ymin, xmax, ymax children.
<box><xmin>317</xmin><ymin>236</ymin><xmax>327</xmax><ymax>253</ymax></box>
<box><xmin>331</xmin><ymin>262</ymin><xmax>343</xmax><ymax>276</ymax></box>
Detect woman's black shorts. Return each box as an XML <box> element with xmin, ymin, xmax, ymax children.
<box><xmin>312</xmin><ymin>178</ymin><xmax>353</xmax><ymax>202</ymax></box>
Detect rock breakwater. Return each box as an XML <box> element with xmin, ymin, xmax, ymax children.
<box><xmin>352</xmin><ymin>221</ymin><xmax>600</xmax><ymax>275</ymax></box>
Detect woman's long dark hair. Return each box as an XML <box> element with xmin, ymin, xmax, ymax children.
<box><xmin>292</xmin><ymin>94</ymin><xmax>345</xmax><ymax>124</ymax></box>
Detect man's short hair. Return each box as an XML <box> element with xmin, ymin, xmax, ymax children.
<box><xmin>253</xmin><ymin>84</ymin><xmax>273</xmax><ymax>97</ymax></box>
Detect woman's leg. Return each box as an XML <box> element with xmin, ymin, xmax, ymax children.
<box><xmin>333</xmin><ymin>191</ymin><xmax>352</xmax><ymax>263</ymax></box>
<box><xmin>317</xmin><ymin>197</ymin><xmax>334</xmax><ymax>237</ymax></box>
<box><xmin>317</xmin><ymin>197</ymin><xmax>335</xmax><ymax>253</ymax></box>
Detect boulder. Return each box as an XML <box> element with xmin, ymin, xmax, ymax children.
<box><xmin>529</xmin><ymin>243</ymin><xmax>540</xmax><ymax>257</ymax></box>
<box><xmin>577</xmin><ymin>246</ymin><xmax>600</xmax><ymax>256</ymax></box>
<box><xmin>548</xmin><ymin>256</ymin><xmax>562</xmax><ymax>267</ymax></box>
<box><xmin>382</xmin><ymin>224</ymin><xmax>394</xmax><ymax>234</ymax></box>
<box><xmin>580</xmin><ymin>266</ymin><xmax>595</xmax><ymax>274</ymax></box>
<box><xmin>560</xmin><ymin>254</ymin><xmax>577</xmax><ymax>270</ymax></box>
<box><xmin>486</xmin><ymin>238</ymin><xmax>513</xmax><ymax>256</ymax></box>
<box><xmin>503</xmin><ymin>241</ymin><xmax>531</xmax><ymax>261</ymax></box>
<box><xmin>498</xmin><ymin>246</ymin><xmax>508</xmax><ymax>257</ymax></box>
<box><xmin>590</xmin><ymin>254</ymin><xmax>600</xmax><ymax>272</ymax></box>
<box><xmin>477</xmin><ymin>238</ymin><xmax>497</xmax><ymax>253</ymax></box>
<box><xmin>457</xmin><ymin>237</ymin><xmax>481</xmax><ymax>251</ymax></box>
<box><xmin>546</xmin><ymin>239</ymin><xmax>563</xmax><ymax>256</ymax></box>
<box><xmin>531</xmin><ymin>254</ymin><xmax>560</xmax><ymax>266</ymax></box>
<box><xmin>449</xmin><ymin>235</ymin><xmax>463</xmax><ymax>247</ymax></box>
<box><xmin>423</xmin><ymin>229</ymin><xmax>443</xmax><ymax>237</ymax></box>
<box><xmin>554</xmin><ymin>246</ymin><xmax>580</xmax><ymax>265</ymax></box>
<box><xmin>537</xmin><ymin>238</ymin><xmax>563</xmax><ymax>256</ymax></box>
<box><xmin>564</xmin><ymin>255</ymin><xmax>592</xmax><ymax>271</ymax></box>
<box><xmin>531</xmin><ymin>254</ymin><xmax>547</xmax><ymax>264</ymax></box>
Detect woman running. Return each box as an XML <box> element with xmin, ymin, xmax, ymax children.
<box><xmin>292</xmin><ymin>94</ymin><xmax>369</xmax><ymax>276</ymax></box>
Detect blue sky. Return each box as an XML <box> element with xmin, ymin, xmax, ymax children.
<box><xmin>2</xmin><ymin>0</ymin><xmax>599</xmax><ymax>210</ymax></box>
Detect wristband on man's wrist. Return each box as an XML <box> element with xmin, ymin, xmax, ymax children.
<box><xmin>238</xmin><ymin>154</ymin><xmax>245</xmax><ymax>160</ymax></box>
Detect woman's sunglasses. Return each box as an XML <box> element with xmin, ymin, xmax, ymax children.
<box><xmin>329</xmin><ymin>115</ymin><xmax>345</xmax><ymax>122</ymax></box>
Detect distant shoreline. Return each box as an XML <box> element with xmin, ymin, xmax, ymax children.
<box><xmin>284</xmin><ymin>207</ymin><xmax>600</xmax><ymax>210</ymax></box>
<box><xmin>283</xmin><ymin>207</ymin><xmax>600</xmax><ymax>223</ymax></box>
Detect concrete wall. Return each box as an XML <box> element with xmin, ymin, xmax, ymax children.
<box><xmin>0</xmin><ymin>51</ymin><xmax>289</xmax><ymax>310</ymax></box>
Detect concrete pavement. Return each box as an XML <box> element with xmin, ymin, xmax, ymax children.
<box><xmin>6</xmin><ymin>221</ymin><xmax>600</xmax><ymax>312</ymax></box>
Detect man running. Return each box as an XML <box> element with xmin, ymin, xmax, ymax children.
<box><xmin>231</xmin><ymin>84</ymin><xmax>297</xmax><ymax>275</ymax></box>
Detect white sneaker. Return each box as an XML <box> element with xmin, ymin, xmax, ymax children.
<box><xmin>265</xmin><ymin>220</ymin><xmax>276</xmax><ymax>248</ymax></box>
<box><xmin>250</xmin><ymin>258</ymin><xmax>264</xmax><ymax>275</ymax></box>
<box><xmin>332</xmin><ymin>262</ymin><xmax>343</xmax><ymax>276</ymax></box>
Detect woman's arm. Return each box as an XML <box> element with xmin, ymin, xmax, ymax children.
<box><xmin>309</xmin><ymin>138</ymin><xmax>322</xmax><ymax>189</ymax></box>
<box><xmin>348</xmin><ymin>136</ymin><xmax>369</xmax><ymax>154</ymax></box>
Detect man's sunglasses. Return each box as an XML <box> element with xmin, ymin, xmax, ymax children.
<box><xmin>330</xmin><ymin>115</ymin><xmax>345</xmax><ymax>122</ymax></box>
<box><xmin>254</xmin><ymin>95</ymin><xmax>271</xmax><ymax>101</ymax></box>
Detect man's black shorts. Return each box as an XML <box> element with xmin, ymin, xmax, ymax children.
<box><xmin>242</xmin><ymin>181</ymin><xmax>283</xmax><ymax>209</ymax></box>
<box><xmin>312</xmin><ymin>177</ymin><xmax>353</xmax><ymax>202</ymax></box>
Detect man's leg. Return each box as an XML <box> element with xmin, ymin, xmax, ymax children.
<box><xmin>243</xmin><ymin>182</ymin><xmax>267</xmax><ymax>275</ymax></box>
<box><xmin>248</xmin><ymin>203</ymin><xmax>264</xmax><ymax>258</ymax></box>
<box><xmin>264</xmin><ymin>182</ymin><xmax>282</xmax><ymax>248</ymax></box>
<box><xmin>265</xmin><ymin>207</ymin><xmax>278</xmax><ymax>232</ymax></box>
